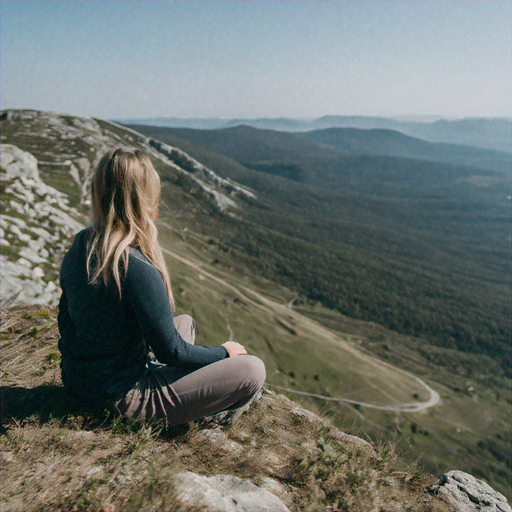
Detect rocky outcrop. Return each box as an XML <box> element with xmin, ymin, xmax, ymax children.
<box><xmin>432</xmin><ymin>470</ymin><xmax>511</xmax><ymax>512</ymax></box>
<box><xmin>2</xmin><ymin>111</ymin><xmax>116</xmax><ymax>207</ymax></box>
<box><xmin>147</xmin><ymin>137</ymin><xmax>256</xmax><ymax>210</ymax></box>
<box><xmin>0</xmin><ymin>144</ymin><xmax>39</xmax><ymax>180</ymax></box>
<box><xmin>170</xmin><ymin>471</ymin><xmax>290</xmax><ymax>512</ymax></box>
<box><xmin>1</xmin><ymin>144</ymin><xmax>85</xmax><ymax>308</ymax></box>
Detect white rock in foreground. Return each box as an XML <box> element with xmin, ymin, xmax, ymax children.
<box><xmin>170</xmin><ymin>471</ymin><xmax>290</xmax><ymax>512</ymax></box>
<box><xmin>433</xmin><ymin>470</ymin><xmax>511</xmax><ymax>512</ymax></box>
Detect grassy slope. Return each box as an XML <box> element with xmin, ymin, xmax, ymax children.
<box><xmin>155</xmin><ymin>219</ymin><xmax>512</xmax><ymax>500</ymax></box>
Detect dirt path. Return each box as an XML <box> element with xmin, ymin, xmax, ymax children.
<box><xmin>161</xmin><ymin>246</ymin><xmax>441</xmax><ymax>413</ymax></box>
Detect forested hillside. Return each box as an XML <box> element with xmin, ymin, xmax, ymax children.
<box><xmin>127</xmin><ymin>123</ymin><xmax>511</xmax><ymax>381</ymax></box>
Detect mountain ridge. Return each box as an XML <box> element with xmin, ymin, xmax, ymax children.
<box><xmin>297</xmin><ymin>127</ymin><xmax>511</xmax><ymax>173</ymax></box>
<box><xmin>116</xmin><ymin>115</ymin><xmax>512</xmax><ymax>153</ymax></box>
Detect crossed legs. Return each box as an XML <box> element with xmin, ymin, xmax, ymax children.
<box><xmin>114</xmin><ymin>315</ymin><xmax>266</xmax><ymax>426</ymax></box>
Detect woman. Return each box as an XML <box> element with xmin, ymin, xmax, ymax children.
<box><xmin>57</xmin><ymin>147</ymin><xmax>266</xmax><ymax>426</ymax></box>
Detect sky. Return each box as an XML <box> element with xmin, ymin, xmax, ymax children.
<box><xmin>1</xmin><ymin>0</ymin><xmax>511</xmax><ymax>120</ymax></box>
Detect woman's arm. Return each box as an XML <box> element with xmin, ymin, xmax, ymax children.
<box><xmin>123</xmin><ymin>250</ymin><xmax>229</xmax><ymax>368</ymax></box>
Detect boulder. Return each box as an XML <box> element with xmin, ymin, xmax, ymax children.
<box><xmin>433</xmin><ymin>470</ymin><xmax>511</xmax><ymax>512</ymax></box>
<box><xmin>198</xmin><ymin>428</ymin><xmax>244</xmax><ymax>456</ymax></box>
<box><xmin>170</xmin><ymin>471</ymin><xmax>290</xmax><ymax>512</ymax></box>
<box><xmin>291</xmin><ymin>406</ymin><xmax>323</xmax><ymax>424</ymax></box>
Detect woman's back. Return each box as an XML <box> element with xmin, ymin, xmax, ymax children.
<box><xmin>59</xmin><ymin>225</ymin><xmax>230</xmax><ymax>404</ymax></box>
<box><xmin>58</xmin><ymin>226</ymin><xmax>148</xmax><ymax>402</ymax></box>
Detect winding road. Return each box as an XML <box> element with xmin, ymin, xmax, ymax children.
<box><xmin>161</xmin><ymin>239</ymin><xmax>441</xmax><ymax>414</ymax></box>
<box><xmin>266</xmin><ymin>374</ymin><xmax>440</xmax><ymax>413</ymax></box>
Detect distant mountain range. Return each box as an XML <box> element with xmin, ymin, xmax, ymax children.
<box><xmin>115</xmin><ymin>115</ymin><xmax>512</xmax><ymax>153</ymax></box>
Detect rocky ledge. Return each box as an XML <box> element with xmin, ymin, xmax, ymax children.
<box><xmin>0</xmin><ymin>109</ymin><xmax>258</xmax><ymax>309</ymax></box>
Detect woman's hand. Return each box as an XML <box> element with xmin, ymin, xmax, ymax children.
<box><xmin>221</xmin><ymin>341</ymin><xmax>247</xmax><ymax>357</ymax></box>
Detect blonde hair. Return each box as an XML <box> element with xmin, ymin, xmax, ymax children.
<box><xmin>86</xmin><ymin>147</ymin><xmax>175</xmax><ymax>309</ymax></box>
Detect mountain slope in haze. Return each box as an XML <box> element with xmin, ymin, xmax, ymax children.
<box><xmin>297</xmin><ymin>127</ymin><xmax>511</xmax><ymax>174</ymax></box>
<box><xmin>118</xmin><ymin>115</ymin><xmax>512</xmax><ymax>153</ymax></box>
<box><xmin>237</xmin><ymin>115</ymin><xmax>512</xmax><ymax>154</ymax></box>
<box><xmin>410</xmin><ymin>117</ymin><xmax>512</xmax><ymax>154</ymax></box>
<box><xmin>308</xmin><ymin>116</ymin><xmax>512</xmax><ymax>154</ymax></box>
<box><xmin>126</xmin><ymin>124</ymin><xmax>510</xmax><ymax>198</ymax></box>
<box><xmin>2</xmin><ymin>109</ymin><xmax>510</xmax><ymax>500</ymax></box>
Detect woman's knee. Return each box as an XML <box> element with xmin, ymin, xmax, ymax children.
<box><xmin>236</xmin><ymin>355</ymin><xmax>266</xmax><ymax>393</ymax></box>
<box><xmin>173</xmin><ymin>314</ymin><xmax>195</xmax><ymax>344</ymax></box>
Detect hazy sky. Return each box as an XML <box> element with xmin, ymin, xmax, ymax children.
<box><xmin>1</xmin><ymin>0</ymin><xmax>510</xmax><ymax>120</ymax></box>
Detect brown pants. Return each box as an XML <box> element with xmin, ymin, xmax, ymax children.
<box><xmin>111</xmin><ymin>315</ymin><xmax>266</xmax><ymax>426</ymax></box>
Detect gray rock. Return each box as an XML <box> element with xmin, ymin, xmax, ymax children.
<box><xmin>0</xmin><ymin>144</ymin><xmax>39</xmax><ymax>180</ymax></box>
<box><xmin>71</xmin><ymin>116</ymin><xmax>102</xmax><ymax>133</ymax></box>
<box><xmin>0</xmin><ymin>144</ymin><xmax>85</xmax><ymax>307</ymax></box>
<box><xmin>200</xmin><ymin>428</ymin><xmax>228</xmax><ymax>444</ymax></box>
<box><xmin>198</xmin><ymin>428</ymin><xmax>244</xmax><ymax>455</ymax></box>
<box><xmin>171</xmin><ymin>471</ymin><xmax>290</xmax><ymax>512</ymax></box>
<box><xmin>20</xmin><ymin>248</ymin><xmax>46</xmax><ymax>265</ymax></box>
<box><xmin>148</xmin><ymin>138</ymin><xmax>255</xmax><ymax>211</ymax></box>
<box><xmin>0</xmin><ymin>254</ymin><xmax>60</xmax><ymax>308</ymax></box>
<box><xmin>9</xmin><ymin>225</ymin><xmax>32</xmax><ymax>243</ymax></box>
<box><xmin>75</xmin><ymin>157</ymin><xmax>90</xmax><ymax>175</ymax></box>
<box><xmin>433</xmin><ymin>470</ymin><xmax>511</xmax><ymax>512</ymax></box>
<box><xmin>68</xmin><ymin>162</ymin><xmax>81</xmax><ymax>186</ymax></box>
<box><xmin>291</xmin><ymin>406</ymin><xmax>323</xmax><ymax>424</ymax></box>
<box><xmin>258</xmin><ymin>476</ymin><xmax>284</xmax><ymax>496</ymax></box>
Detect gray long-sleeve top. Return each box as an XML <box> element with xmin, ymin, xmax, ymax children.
<box><xmin>57</xmin><ymin>226</ymin><xmax>228</xmax><ymax>402</ymax></box>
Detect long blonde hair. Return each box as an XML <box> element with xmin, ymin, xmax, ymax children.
<box><xmin>86</xmin><ymin>147</ymin><xmax>175</xmax><ymax>309</ymax></box>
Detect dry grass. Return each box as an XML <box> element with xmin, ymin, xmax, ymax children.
<box><xmin>1</xmin><ymin>304</ymin><xmax>450</xmax><ymax>512</ymax></box>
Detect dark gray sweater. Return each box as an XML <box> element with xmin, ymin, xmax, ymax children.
<box><xmin>57</xmin><ymin>226</ymin><xmax>228</xmax><ymax>402</ymax></box>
